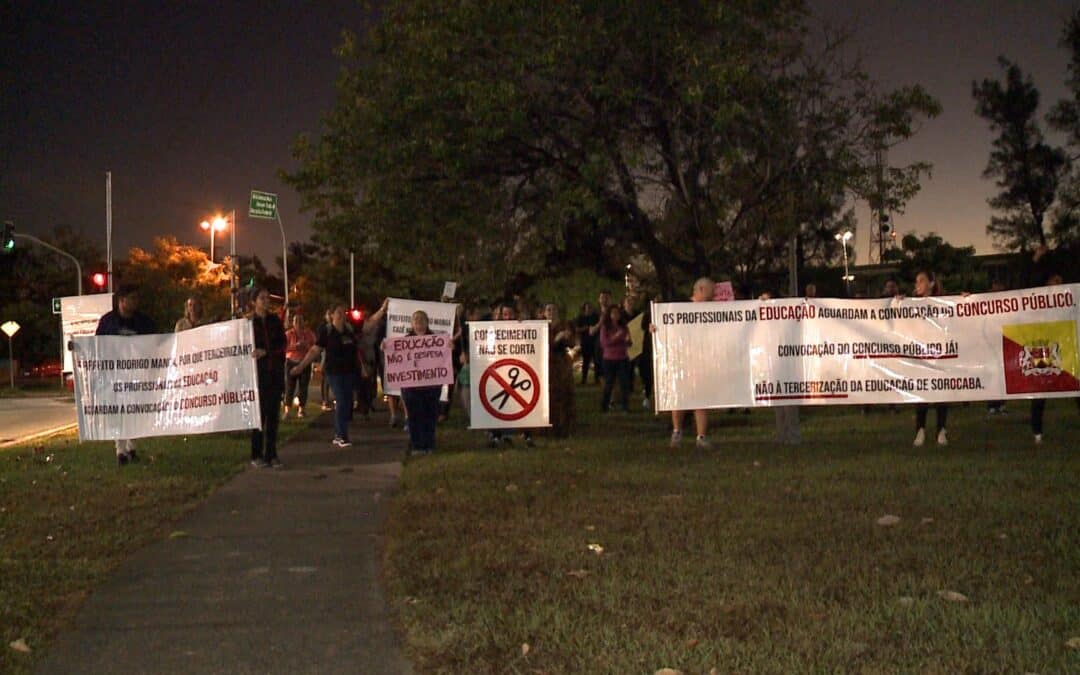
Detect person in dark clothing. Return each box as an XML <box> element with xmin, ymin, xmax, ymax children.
<box><xmin>911</xmin><ymin>270</ymin><xmax>949</xmax><ymax>447</ymax></box>
<box><xmin>291</xmin><ymin>299</ymin><xmax>388</xmax><ymax>447</ymax></box>
<box><xmin>249</xmin><ymin>287</ymin><xmax>287</xmax><ymax>468</ymax></box>
<box><xmin>574</xmin><ymin>302</ymin><xmax>600</xmax><ymax>384</ymax></box>
<box><xmin>94</xmin><ymin>284</ymin><xmax>156</xmax><ymax>466</ymax></box>
<box><xmin>400</xmin><ymin>310</ymin><xmax>443</xmax><ymax>454</ymax></box>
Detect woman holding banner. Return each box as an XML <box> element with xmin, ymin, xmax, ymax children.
<box><xmin>911</xmin><ymin>270</ymin><xmax>949</xmax><ymax>447</ymax></box>
<box><xmin>250</xmin><ymin>287</ymin><xmax>287</xmax><ymax>468</ymax></box>
<box><xmin>660</xmin><ymin>277</ymin><xmax>715</xmax><ymax>449</ymax></box>
<box><xmin>291</xmin><ymin>298</ymin><xmax>388</xmax><ymax>448</ymax></box>
<box><xmin>400</xmin><ymin>310</ymin><xmax>443</xmax><ymax>454</ymax></box>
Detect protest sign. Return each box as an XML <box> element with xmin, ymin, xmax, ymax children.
<box><xmin>627</xmin><ymin>314</ymin><xmax>644</xmax><ymax>361</ymax></box>
<box><xmin>384</xmin><ymin>298</ymin><xmax>458</xmax><ymax>395</ymax></box>
<box><xmin>61</xmin><ymin>293</ymin><xmax>113</xmax><ymax>373</ymax></box>
<box><xmin>652</xmin><ymin>284</ymin><xmax>1080</xmax><ymax>410</ymax></box>
<box><xmin>383</xmin><ymin>332</ymin><xmax>454</xmax><ymax>389</ymax></box>
<box><xmin>713</xmin><ymin>281</ymin><xmax>735</xmax><ymax>302</ymax></box>
<box><xmin>468</xmin><ymin>320</ymin><xmax>549</xmax><ymax>429</ymax></box>
<box><xmin>72</xmin><ymin>319</ymin><xmax>261</xmax><ymax>441</ymax></box>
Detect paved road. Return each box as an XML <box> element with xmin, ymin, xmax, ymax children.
<box><xmin>0</xmin><ymin>396</ymin><xmax>76</xmax><ymax>446</ymax></box>
<box><xmin>37</xmin><ymin>412</ymin><xmax>413</xmax><ymax>674</ymax></box>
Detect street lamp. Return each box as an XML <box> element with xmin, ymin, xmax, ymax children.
<box><xmin>834</xmin><ymin>230</ymin><xmax>855</xmax><ymax>296</ymax></box>
<box><xmin>199</xmin><ymin>215</ymin><xmax>227</xmax><ymax>263</ymax></box>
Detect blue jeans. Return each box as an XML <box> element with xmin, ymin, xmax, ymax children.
<box><xmin>327</xmin><ymin>373</ymin><xmax>354</xmax><ymax>440</ymax></box>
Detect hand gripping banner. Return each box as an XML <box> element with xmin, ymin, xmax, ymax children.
<box><xmin>651</xmin><ymin>284</ymin><xmax>1080</xmax><ymax>410</ymax></box>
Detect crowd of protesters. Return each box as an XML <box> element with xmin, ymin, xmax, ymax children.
<box><xmin>95</xmin><ymin>243</ymin><xmax>1071</xmax><ymax>469</ymax></box>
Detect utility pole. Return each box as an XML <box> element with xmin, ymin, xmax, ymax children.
<box><xmin>106</xmin><ymin>171</ymin><xmax>113</xmax><ymax>292</ymax></box>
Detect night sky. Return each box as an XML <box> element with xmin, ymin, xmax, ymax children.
<box><xmin>2</xmin><ymin>1</ymin><xmax>1077</xmax><ymax>273</ymax></box>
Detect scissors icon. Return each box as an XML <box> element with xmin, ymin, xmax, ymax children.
<box><xmin>490</xmin><ymin>366</ymin><xmax>532</xmax><ymax>410</ymax></box>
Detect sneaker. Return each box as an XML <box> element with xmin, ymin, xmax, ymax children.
<box><xmin>293</xmin><ymin>396</ymin><xmax>300</xmax><ymax>407</ymax></box>
<box><xmin>251</xmin><ymin>459</ymin><xmax>269</xmax><ymax>468</ymax></box>
<box><xmin>642</xmin><ymin>396</ymin><xmax>651</xmax><ymax>409</ymax></box>
<box><xmin>1034</xmin><ymin>433</ymin><xmax>1043</xmax><ymax>445</ymax></box>
<box><xmin>936</xmin><ymin>429</ymin><xmax>948</xmax><ymax>446</ymax></box>
<box><xmin>487</xmin><ymin>434</ymin><xmax>499</xmax><ymax>449</ymax></box>
<box><xmin>268</xmin><ymin>458</ymin><xmax>284</xmax><ymax>469</ymax></box>
<box><xmin>282</xmin><ymin>406</ymin><xmax>290</xmax><ymax>419</ymax></box>
<box><xmin>332</xmin><ymin>438</ymin><xmax>352</xmax><ymax>448</ymax></box>
<box><xmin>296</xmin><ymin>409</ymin><xmax>305</xmax><ymax>419</ymax></box>
<box><xmin>320</xmin><ymin>403</ymin><xmax>332</xmax><ymax>411</ymax></box>
<box><xmin>117</xmin><ymin>452</ymin><xmax>130</xmax><ymax>467</ymax></box>
<box><xmin>403</xmin><ymin>422</ymin><xmax>410</xmax><ymax>433</ymax></box>
<box><xmin>525</xmin><ymin>435</ymin><xmax>535</xmax><ymax>448</ymax></box>
<box><xmin>670</xmin><ymin>430</ymin><xmax>683</xmax><ymax>448</ymax></box>
<box><xmin>128</xmin><ymin>449</ymin><xmax>140</xmax><ymax>463</ymax></box>
<box><xmin>388</xmin><ymin>415</ymin><xmax>398</xmax><ymax>428</ymax></box>
<box><xmin>695</xmin><ymin>435</ymin><xmax>711</xmax><ymax>450</ymax></box>
<box><xmin>913</xmin><ymin>428</ymin><xmax>926</xmax><ymax>447</ymax></box>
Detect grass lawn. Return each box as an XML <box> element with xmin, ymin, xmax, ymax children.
<box><xmin>384</xmin><ymin>389</ymin><xmax>1079</xmax><ymax>674</ymax></box>
<box><xmin>0</xmin><ymin>411</ymin><xmax>320</xmax><ymax>674</ymax></box>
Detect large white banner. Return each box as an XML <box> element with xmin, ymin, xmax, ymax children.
<box><xmin>468</xmin><ymin>320</ymin><xmax>550</xmax><ymax>429</ymax></box>
<box><xmin>61</xmin><ymin>293</ymin><xmax>113</xmax><ymax>374</ymax></box>
<box><xmin>384</xmin><ymin>298</ymin><xmax>458</xmax><ymax>395</ymax></box>
<box><xmin>72</xmin><ymin>319</ymin><xmax>261</xmax><ymax>441</ymax></box>
<box><xmin>652</xmin><ymin>284</ymin><xmax>1080</xmax><ymax>410</ymax></box>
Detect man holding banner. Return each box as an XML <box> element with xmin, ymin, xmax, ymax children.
<box><xmin>94</xmin><ymin>285</ymin><xmax>156</xmax><ymax>465</ymax></box>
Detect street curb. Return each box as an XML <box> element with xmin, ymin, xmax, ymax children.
<box><xmin>0</xmin><ymin>422</ymin><xmax>78</xmax><ymax>448</ymax></box>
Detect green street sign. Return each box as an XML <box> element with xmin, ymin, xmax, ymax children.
<box><xmin>249</xmin><ymin>190</ymin><xmax>278</xmax><ymax>219</ymax></box>
<box><xmin>52</xmin><ymin>297</ymin><xmax>62</xmax><ymax>314</ymax></box>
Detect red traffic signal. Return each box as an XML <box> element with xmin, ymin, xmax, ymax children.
<box><xmin>349</xmin><ymin>307</ymin><xmax>364</xmax><ymax>322</ymax></box>
<box><xmin>91</xmin><ymin>272</ymin><xmax>107</xmax><ymax>288</ymax></box>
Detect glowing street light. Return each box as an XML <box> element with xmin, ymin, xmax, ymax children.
<box><xmin>834</xmin><ymin>230</ymin><xmax>855</xmax><ymax>295</ymax></box>
<box><xmin>200</xmin><ymin>215</ymin><xmax>228</xmax><ymax>263</ymax></box>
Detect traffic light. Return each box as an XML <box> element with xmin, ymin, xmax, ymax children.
<box><xmin>879</xmin><ymin>214</ymin><xmax>891</xmax><ymax>234</ymax></box>
<box><xmin>1</xmin><ymin>221</ymin><xmax>14</xmax><ymax>253</ymax></box>
<box><xmin>349</xmin><ymin>307</ymin><xmax>364</xmax><ymax>323</ymax></box>
<box><xmin>91</xmin><ymin>272</ymin><xmax>107</xmax><ymax>289</ymax></box>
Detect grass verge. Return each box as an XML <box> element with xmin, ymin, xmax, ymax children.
<box><xmin>384</xmin><ymin>390</ymin><xmax>1079</xmax><ymax>674</ymax></box>
<box><xmin>0</xmin><ymin>411</ymin><xmax>320</xmax><ymax>674</ymax></box>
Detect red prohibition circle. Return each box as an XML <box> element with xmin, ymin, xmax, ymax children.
<box><xmin>479</xmin><ymin>358</ymin><xmax>541</xmax><ymax>421</ymax></box>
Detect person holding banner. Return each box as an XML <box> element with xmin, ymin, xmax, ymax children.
<box><xmin>291</xmin><ymin>299</ymin><xmax>388</xmax><ymax>448</ymax></box>
<box><xmin>662</xmin><ymin>277</ymin><xmax>715</xmax><ymax>449</ymax></box>
<box><xmin>95</xmin><ymin>284</ymin><xmax>156</xmax><ymax>465</ymax></box>
<box><xmin>911</xmin><ymin>270</ymin><xmax>949</xmax><ymax>447</ymax></box>
<box><xmin>174</xmin><ymin>296</ymin><xmax>205</xmax><ymax>332</ymax></box>
<box><xmin>249</xmin><ymin>288</ymin><xmax>287</xmax><ymax>468</ymax></box>
<box><xmin>400</xmin><ymin>310</ymin><xmax>444</xmax><ymax>454</ymax></box>
<box><xmin>544</xmin><ymin>303</ymin><xmax>576</xmax><ymax>436</ymax></box>
<box><xmin>574</xmin><ymin>302</ymin><xmax>600</xmax><ymax>384</ymax></box>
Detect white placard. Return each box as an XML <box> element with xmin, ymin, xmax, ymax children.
<box><xmin>442</xmin><ymin>281</ymin><xmax>457</xmax><ymax>300</ymax></box>
<box><xmin>384</xmin><ymin>298</ymin><xmax>458</xmax><ymax>395</ymax></box>
<box><xmin>468</xmin><ymin>320</ymin><xmax>550</xmax><ymax>429</ymax></box>
<box><xmin>652</xmin><ymin>285</ymin><xmax>1080</xmax><ymax>410</ymax></box>
<box><xmin>72</xmin><ymin>319</ymin><xmax>262</xmax><ymax>441</ymax></box>
<box><xmin>61</xmin><ymin>294</ymin><xmax>114</xmax><ymax>373</ymax></box>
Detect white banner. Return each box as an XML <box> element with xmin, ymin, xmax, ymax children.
<box><xmin>61</xmin><ymin>293</ymin><xmax>113</xmax><ymax>374</ymax></box>
<box><xmin>652</xmin><ymin>284</ymin><xmax>1080</xmax><ymax>410</ymax></box>
<box><xmin>384</xmin><ymin>298</ymin><xmax>458</xmax><ymax>395</ymax></box>
<box><xmin>72</xmin><ymin>319</ymin><xmax>262</xmax><ymax>441</ymax></box>
<box><xmin>468</xmin><ymin>320</ymin><xmax>550</xmax><ymax>429</ymax></box>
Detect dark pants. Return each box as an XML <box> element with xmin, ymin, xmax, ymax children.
<box><xmin>355</xmin><ymin>371</ymin><xmax>375</xmax><ymax>414</ymax></box>
<box><xmin>915</xmin><ymin>403</ymin><xmax>948</xmax><ymax>432</ymax></box>
<box><xmin>402</xmin><ymin>386</ymin><xmax>441</xmax><ymax>450</ymax></box>
<box><xmin>634</xmin><ymin>354</ymin><xmax>653</xmax><ymax>400</ymax></box>
<box><xmin>439</xmin><ymin>382</ymin><xmax>454</xmax><ymax>419</ymax></box>
<box><xmin>601</xmin><ymin>358</ymin><xmax>632</xmax><ymax>412</ymax></box>
<box><xmin>581</xmin><ymin>348</ymin><xmax>598</xmax><ymax>384</ymax></box>
<box><xmin>252</xmin><ymin>386</ymin><xmax>282</xmax><ymax>461</ymax></box>
<box><xmin>1031</xmin><ymin>399</ymin><xmax>1046</xmax><ymax>435</ymax></box>
<box><xmin>285</xmin><ymin>360</ymin><xmax>311</xmax><ymax>408</ymax></box>
<box><xmin>327</xmin><ymin>373</ymin><xmax>354</xmax><ymax>441</ymax></box>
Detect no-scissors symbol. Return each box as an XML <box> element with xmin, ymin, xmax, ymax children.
<box><xmin>479</xmin><ymin>358</ymin><xmax>540</xmax><ymax>421</ymax></box>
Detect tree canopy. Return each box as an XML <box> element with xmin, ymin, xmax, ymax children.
<box><xmin>287</xmin><ymin>0</ymin><xmax>939</xmax><ymax>299</ymax></box>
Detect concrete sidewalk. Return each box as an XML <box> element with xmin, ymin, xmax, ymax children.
<box><xmin>37</xmin><ymin>411</ymin><xmax>413</xmax><ymax>675</ymax></box>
